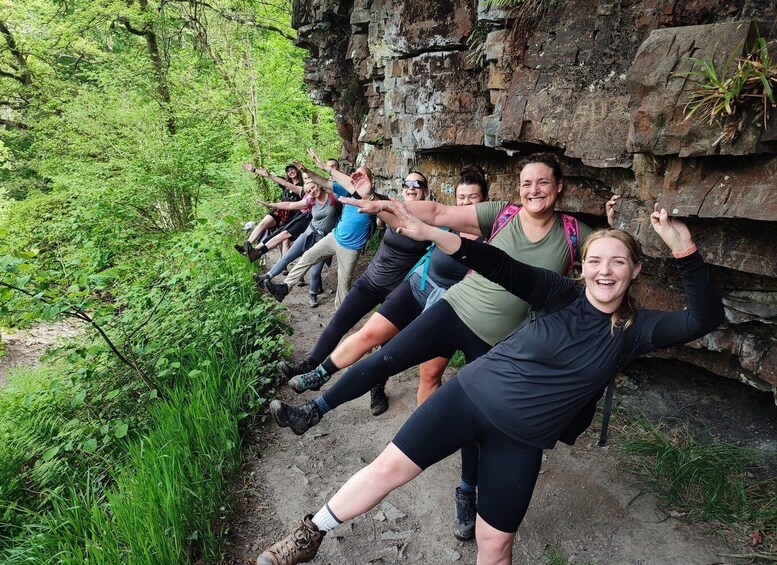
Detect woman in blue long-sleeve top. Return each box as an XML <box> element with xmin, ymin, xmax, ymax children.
<box><xmin>256</xmin><ymin>202</ymin><xmax>725</xmax><ymax>565</ymax></box>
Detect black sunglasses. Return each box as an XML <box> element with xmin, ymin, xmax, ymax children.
<box><xmin>402</xmin><ymin>179</ymin><xmax>427</xmax><ymax>189</ymax></box>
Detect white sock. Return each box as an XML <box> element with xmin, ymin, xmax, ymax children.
<box><xmin>311</xmin><ymin>503</ymin><xmax>342</xmax><ymax>532</ymax></box>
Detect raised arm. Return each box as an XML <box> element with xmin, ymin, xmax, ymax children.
<box><xmin>305</xmin><ymin>148</ymin><xmax>357</xmax><ymax>193</ymax></box>
<box><xmin>647</xmin><ymin>205</ymin><xmax>725</xmax><ymax>348</ymax></box>
<box><xmin>294</xmin><ymin>160</ymin><xmax>334</xmax><ymax>190</ymax></box>
<box><xmin>250</xmin><ymin>166</ymin><xmax>304</xmax><ymax>196</ymax></box>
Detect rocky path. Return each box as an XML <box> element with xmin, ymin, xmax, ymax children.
<box><xmin>223</xmin><ymin>254</ymin><xmax>774</xmax><ymax>565</ymax></box>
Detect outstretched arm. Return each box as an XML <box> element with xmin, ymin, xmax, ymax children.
<box><xmin>339</xmin><ymin>197</ymin><xmax>481</xmax><ymax>235</ymax></box>
<box><xmin>257</xmin><ymin>198</ymin><xmax>310</xmax><ymax>211</ymax></box>
<box><xmin>244</xmin><ymin>163</ymin><xmax>304</xmax><ymax>196</ymax></box>
<box><xmin>390</xmin><ymin>199</ymin><xmax>562</xmax><ymax>304</ymax></box>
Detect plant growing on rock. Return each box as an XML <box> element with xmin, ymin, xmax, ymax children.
<box><xmin>682</xmin><ymin>35</ymin><xmax>776</xmax><ymax>145</ymax></box>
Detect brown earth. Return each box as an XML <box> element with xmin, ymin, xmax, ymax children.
<box><xmin>0</xmin><ymin>320</ymin><xmax>81</xmax><ymax>388</ymax></box>
<box><xmin>222</xmin><ymin>251</ymin><xmax>777</xmax><ymax>565</ymax></box>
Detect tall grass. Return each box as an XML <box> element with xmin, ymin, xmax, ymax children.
<box><xmin>2</xmin><ymin>309</ymin><xmax>280</xmax><ymax>562</ymax></box>
<box><xmin>620</xmin><ymin>418</ymin><xmax>777</xmax><ymax>551</ymax></box>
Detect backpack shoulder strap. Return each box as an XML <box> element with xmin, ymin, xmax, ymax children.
<box><xmin>597</xmin><ymin>325</ymin><xmax>638</xmax><ymax>447</ymax></box>
<box><xmin>559</xmin><ymin>213</ymin><xmax>580</xmax><ymax>274</ymax></box>
<box><xmin>403</xmin><ymin>227</ymin><xmax>450</xmax><ymax>290</ymax></box>
<box><xmin>487</xmin><ymin>204</ymin><xmax>521</xmax><ymax>243</ymax></box>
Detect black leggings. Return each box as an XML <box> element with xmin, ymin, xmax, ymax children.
<box><xmin>393</xmin><ymin>377</ymin><xmax>543</xmax><ymax>533</ymax></box>
<box><xmin>322</xmin><ymin>299</ymin><xmax>491</xmax><ymax>485</ymax></box>
<box><xmin>307</xmin><ymin>276</ymin><xmax>394</xmax><ymax>365</ymax></box>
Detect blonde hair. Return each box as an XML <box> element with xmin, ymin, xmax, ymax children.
<box><xmin>578</xmin><ymin>229</ymin><xmax>642</xmax><ymax>332</ymax></box>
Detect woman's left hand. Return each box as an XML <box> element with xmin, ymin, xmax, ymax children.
<box><xmin>392</xmin><ymin>199</ymin><xmax>433</xmax><ymax>242</ymax></box>
<box><xmin>650</xmin><ymin>203</ymin><xmax>694</xmax><ymax>253</ymax></box>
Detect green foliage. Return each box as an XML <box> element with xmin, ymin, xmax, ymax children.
<box><xmin>0</xmin><ymin>0</ymin><xmax>338</xmax><ymax>560</ymax></box>
<box><xmin>543</xmin><ymin>546</ymin><xmax>594</xmax><ymax>565</ymax></box>
<box><xmin>620</xmin><ymin>418</ymin><xmax>777</xmax><ymax>552</ymax></box>
<box><xmin>682</xmin><ymin>34</ymin><xmax>777</xmax><ymax>145</ymax></box>
<box><xmin>0</xmin><ymin>212</ymin><xmax>291</xmax><ymax>558</ymax></box>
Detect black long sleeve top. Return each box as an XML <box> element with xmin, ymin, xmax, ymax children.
<box><xmin>449</xmin><ymin>238</ymin><xmax>725</xmax><ymax>449</ymax></box>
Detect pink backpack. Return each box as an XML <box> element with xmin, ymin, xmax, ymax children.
<box><xmin>487</xmin><ymin>204</ymin><xmax>580</xmax><ymax>274</ymax></box>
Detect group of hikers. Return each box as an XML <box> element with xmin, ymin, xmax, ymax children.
<box><xmin>239</xmin><ymin>151</ymin><xmax>725</xmax><ymax>565</ymax></box>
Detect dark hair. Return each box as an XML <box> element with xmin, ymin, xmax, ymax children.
<box><xmin>458</xmin><ymin>164</ymin><xmax>489</xmax><ymax>199</ymax></box>
<box><xmin>406</xmin><ymin>170</ymin><xmax>428</xmax><ymax>188</ymax></box>
<box><xmin>518</xmin><ymin>152</ymin><xmax>563</xmax><ymax>181</ymax></box>
<box><xmin>285</xmin><ymin>164</ymin><xmax>303</xmax><ymax>185</ymax></box>
<box><xmin>326</xmin><ymin>159</ymin><xmax>340</xmax><ymax>170</ymax></box>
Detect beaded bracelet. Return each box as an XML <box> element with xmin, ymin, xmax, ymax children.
<box><xmin>672</xmin><ymin>243</ymin><xmax>697</xmax><ymax>259</ymax></box>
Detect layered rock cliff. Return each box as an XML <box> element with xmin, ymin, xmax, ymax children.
<box><xmin>292</xmin><ymin>0</ymin><xmax>777</xmax><ymax>400</ymax></box>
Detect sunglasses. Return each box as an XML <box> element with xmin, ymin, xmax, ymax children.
<box><xmin>402</xmin><ymin>179</ymin><xmax>427</xmax><ymax>189</ymax></box>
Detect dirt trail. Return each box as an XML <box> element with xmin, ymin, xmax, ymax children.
<box><xmin>0</xmin><ymin>320</ymin><xmax>81</xmax><ymax>387</ymax></box>
<box><xmin>224</xmin><ymin>253</ymin><xmax>775</xmax><ymax>565</ymax></box>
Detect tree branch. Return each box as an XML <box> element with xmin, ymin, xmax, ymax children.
<box><xmin>0</xmin><ymin>281</ymin><xmax>161</xmax><ymax>393</ymax></box>
<box><xmin>0</xmin><ymin>117</ymin><xmax>28</xmax><ymax>129</ymax></box>
<box><xmin>0</xmin><ymin>20</ymin><xmax>32</xmax><ymax>87</ymax></box>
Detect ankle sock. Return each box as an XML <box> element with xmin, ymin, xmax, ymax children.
<box><xmin>312</xmin><ymin>503</ymin><xmax>342</xmax><ymax>532</ymax></box>
<box><xmin>458</xmin><ymin>480</ymin><xmax>476</xmax><ymax>494</ymax></box>
<box><xmin>321</xmin><ymin>357</ymin><xmax>340</xmax><ymax>376</ymax></box>
<box><xmin>314</xmin><ymin>395</ymin><xmax>332</xmax><ymax>416</ymax></box>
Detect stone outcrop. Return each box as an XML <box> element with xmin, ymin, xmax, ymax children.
<box><xmin>292</xmin><ymin>0</ymin><xmax>777</xmax><ymax>401</ymax></box>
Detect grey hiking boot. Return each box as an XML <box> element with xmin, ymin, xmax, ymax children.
<box><xmin>453</xmin><ymin>487</ymin><xmax>476</xmax><ymax>541</ymax></box>
<box><xmin>256</xmin><ymin>514</ymin><xmax>325</xmax><ymax>565</ymax></box>
<box><xmin>253</xmin><ymin>273</ymin><xmax>270</xmax><ymax>288</ymax></box>
<box><xmin>264</xmin><ymin>279</ymin><xmax>289</xmax><ymax>302</ymax></box>
<box><xmin>277</xmin><ymin>359</ymin><xmax>315</xmax><ymax>378</ymax></box>
<box><xmin>270</xmin><ymin>399</ymin><xmax>321</xmax><ymax>435</ymax></box>
<box><xmin>288</xmin><ymin>365</ymin><xmax>330</xmax><ymax>393</ymax></box>
<box><xmin>308</xmin><ymin>293</ymin><xmax>319</xmax><ymax>308</ymax></box>
<box><xmin>369</xmin><ymin>385</ymin><xmax>389</xmax><ymax>416</ymax></box>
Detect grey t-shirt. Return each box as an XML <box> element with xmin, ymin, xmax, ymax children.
<box><xmin>308</xmin><ymin>193</ymin><xmax>339</xmax><ymax>234</ymax></box>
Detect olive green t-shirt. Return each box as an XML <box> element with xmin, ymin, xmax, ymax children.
<box><xmin>442</xmin><ymin>201</ymin><xmax>592</xmax><ymax>346</ymax></box>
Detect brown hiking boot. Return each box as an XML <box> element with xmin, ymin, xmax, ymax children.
<box><xmin>256</xmin><ymin>514</ymin><xmax>325</xmax><ymax>565</ymax></box>
<box><xmin>246</xmin><ymin>244</ymin><xmax>267</xmax><ymax>263</ymax></box>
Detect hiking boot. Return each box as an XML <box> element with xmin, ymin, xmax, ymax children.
<box><xmin>253</xmin><ymin>273</ymin><xmax>270</xmax><ymax>288</ymax></box>
<box><xmin>264</xmin><ymin>280</ymin><xmax>289</xmax><ymax>302</ymax></box>
<box><xmin>288</xmin><ymin>365</ymin><xmax>330</xmax><ymax>393</ymax></box>
<box><xmin>270</xmin><ymin>399</ymin><xmax>321</xmax><ymax>435</ymax></box>
<box><xmin>234</xmin><ymin>241</ymin><xmax>250</xmax><ymax>256</ymax></box>
<box><xmin>308</xmin><ymin>294</ymin><xmax>319</xmax><ymax>308</ymax></box>
<box><xmin>453</xmin><ymin>487</ymin><xmax>476</xmax><ymax>541</ymax></box>
<box><xmin>247</xmin><ymin>244</ymin><xmax>266</xmax><ymax>263</ymax></box>
<box><xmin>297</xmin><ymin>278</ymin><xmax>307</xmax><ymax>287</ymax></box>
<box><xmin>256</xmin><ymin>514</ymin><xmax>325</xmax><ymax>565</ymax></box>
<box><xmin>277</xmin><ymin>359</ymin><xmax>316</xmax><ymax>379</ymax></box>
<box><xmin>369</xmin><ymin>385</ymin><xmax>389</xmax><ymax>416</ymax></box>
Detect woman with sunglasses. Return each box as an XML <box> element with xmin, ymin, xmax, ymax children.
<box><xmin>279</xmin><ymin>164</ymin><xmax>489</xmax><ymax>416</ymax></box>
<box><xmin>257</xmin><ymin>201</ymin><xmax>724</xmax><ymax>565</ymax></box>
<box><xmin>266</xmin><ymin>170</ymin><xmax>433</xmax><ymax>409</ymax></box>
